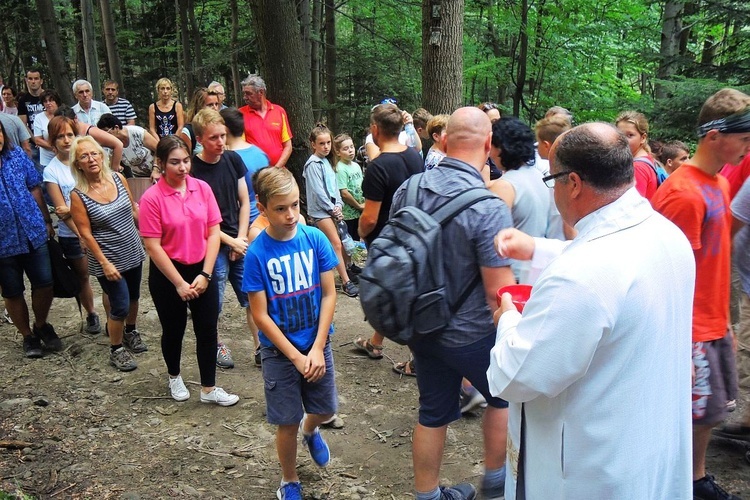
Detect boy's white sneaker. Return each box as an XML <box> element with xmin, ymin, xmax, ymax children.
<box><xmin>168</xmin><ymin>375</ymin><xmax>190</xmax><ymax>401</ymax></box>
<box><xmin>200</xmin><ymin>387</ymin><xmax>239</xmax><ymax>406</ymax></box>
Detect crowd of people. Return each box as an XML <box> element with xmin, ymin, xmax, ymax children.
<box><xmin>1</xmin><ymin>66</ymin><xmax>749</xmax><ymax>500</ymax></box>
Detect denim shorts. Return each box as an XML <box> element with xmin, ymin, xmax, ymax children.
<box><xmin>261</xmin><ymin>341</ymin><xmax>338</xmax><ymax>426</ymax></box>
<box><xmin>0</xmin><ymin>241</ymin><xmax>53</xmax><ymax>298</ymax></box>
<box><xmin>412</xmin><ymin>332</ymin><xmax>509</xmax><ymax>428</ymax></box>
<box><xmin>96</xmin><ymin>264</ymin><xmax>142</xmax><ymax>320</ymax></box>
<box><xmin>214</xmin><ymin>244</ymin><xmax>248</xmax><ymax>309</ymax></box>
<box><xmin>59</xmin><ymin>236</ymin><xmax>85</xmax><ymax>260</ymax></box>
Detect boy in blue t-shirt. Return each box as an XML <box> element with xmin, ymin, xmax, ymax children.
<box><xmin>241</xmin><ymin>167</ymin><xmax>339</xmax><ymax>500</ymax></box>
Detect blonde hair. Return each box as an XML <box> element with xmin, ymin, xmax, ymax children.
<box><xmin>155</xmin><ymin>78</ymin><xmax>175</xmax><ymax>96</ymax></box>
<box><xmin>192</xmin><ymin>108</ymin><xmax>224</xmax><ymax>137</ymax></box>
<box><xmin>256</xmin><ymin>167</ymin><xmax>297</xmax><ymax>206</ymax></box>
<box><xmin>426</xmin><ymin>114</ymin><xmax>450</xmax><ymax>139</ymax></box>
<box><xmin>616</xmin><ymin>110</ymin><xmax>651</xmax><ymax>153</ymax></box>
<box><xmin>69</xmin><ymin>136</ymin><xmax>113</xmax><ymax>194</ymax></box>
<box><xmin>535</xmin><ymin>115</ymin><xmax>571</xmax><ymax>144</ymax></box>
<box><xmin>698</xmin><ymin>88</ymin><xmax>750</xmax><ymax>126</ymax></box>
<box><xmin>333</xmin><ymin>133</ymin><xmax>354</xmax><ymax>167</ymax></box>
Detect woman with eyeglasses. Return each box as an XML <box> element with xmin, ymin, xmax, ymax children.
<box><xmin>70</xmin><ymin>136</ymin><xmax>148</xmax><ymax>372</ymax></box>
<box><xmin>179</xmin><ymin>88</ymin><xmax>221</xmax><ymax>156</ymax></box>
<box><xmin>478</xmin><ymin>102</ymin><xmax>501</xmax><ymax>123</ymax></box>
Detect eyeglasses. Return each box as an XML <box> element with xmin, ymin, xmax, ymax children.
<box><xmin>78</xmin><ymin>151</ymin><xmax>102</xmax><ymax>162</ymax></box>
<box><xmin>542</xmin><ymin>170</ymin><xmax>573</xmax><ymax>188</ymax></box>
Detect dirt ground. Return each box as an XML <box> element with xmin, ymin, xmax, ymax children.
<box><xmin>2</xmin><ymin>272</ymin><xmax>750</xmax><ymax>499</ymax></box>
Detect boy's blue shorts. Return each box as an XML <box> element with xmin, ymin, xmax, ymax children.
<box><xmin>261</xmin><ymin>341</ymin><xmax>338</xmax><ymax>426</ymax></box>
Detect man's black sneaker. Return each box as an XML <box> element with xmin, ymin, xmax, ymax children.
<box><xmin>85</xmin><ymin>313</ymin><xmax>101</xmax><ymax>334</ymax></box>
<box><xmin>348</xmin><ymin>263</ymin><xmax>363</xmax><ymax>275</ymax></box>
<box><xmin>440</xmin><ymin>483</ymin><xmax>477</xmax><ymax>500</ymax></box>
<box><xmin>23</xmin><ymin>335</ymin><xmax>43</xmax><ymax>358</ymax></box>
<box><xmin>694</xmin><ymin>474</ymin><xmax>741</xmax><ymax>500</ymax></box>
<box><xmin>34</xmin><ymin>323</ymin><xmax>62</xmax><ymax>351</ymax></box>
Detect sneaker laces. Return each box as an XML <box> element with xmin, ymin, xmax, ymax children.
<box><xmin>218</xmin><ymin>343</ymin><xmax>231</xmax><ymax>357</ymax></box>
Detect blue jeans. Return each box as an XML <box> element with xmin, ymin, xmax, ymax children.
<box><xmin>214</xmin><ymin>244</ymin><xmax>248</xmax><ymax>310</ymax></box>
<box><xmin>96</xmin><ymin>265</ymin><xmax>142</xmax><ymax>320</ymax></box>
<box><xmin>0</xmin><ymin>241</ymin><xmax>53</xmax><ymax>298</ymax></box>
<box><xmin>412</xmin><ymin>333</ymin><xmax>509</xmax><ymax>427</ymax></box>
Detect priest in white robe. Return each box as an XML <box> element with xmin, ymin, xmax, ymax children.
<box><xmin>488</xmin><ymin>122</ymin><xmax>695</xmax><ymax>500</ymax></box>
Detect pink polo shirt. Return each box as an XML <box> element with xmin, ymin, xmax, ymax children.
<box><xmin>139</xmin><ymin>176</ymin><xmax>222</xmax><ymax>265</ymax></box>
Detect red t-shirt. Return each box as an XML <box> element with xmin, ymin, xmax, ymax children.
<box><xmin>239</xmin><ymin>101</ymin><xmax>292</xmax><ymax>166</ymax></box>
<box><xmin>719</xmin><ymin>154</ymin><xmax>750</xmax><ymax>200</ymax></box>
<box><xmin>652</xmin><ymin>164</ymin><xmax>730</xmax><ymax>342</ymax></box>
<box><xmin>634</xmin><ymin>156</ymin><xmax>658</xmax><ymax>200</ymax></box>
<box><xmin>139</xmin><ymin>176</ymin><xmax>222</xmax><ymax>265</ymax></box>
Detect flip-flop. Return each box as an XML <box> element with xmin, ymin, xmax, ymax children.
<box><xmin>354</xmin><ymin>337</ymin><xmax>384</xmax><ymax>359</ymax></box>
<box><xmin>393</xmin><ymin>360</ymin><xmax>416</xmax><ymax>377</ymax></box>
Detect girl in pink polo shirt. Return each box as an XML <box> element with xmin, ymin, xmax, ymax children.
<box><xmin>139</xmin><ymin>135</ymin><xmax>239</xmax><ymax>406</ymax></box>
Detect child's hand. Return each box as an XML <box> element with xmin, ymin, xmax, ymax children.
<box><xmin>304</xmin><ymin>348</ymin><xmax>326</xmax><ymax>383</ymax></box>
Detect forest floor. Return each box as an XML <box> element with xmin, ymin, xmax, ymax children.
<box><xmin>1</xmin><ymin>271</ymin><xmax>750</xmax><ymax>499</ymax></box>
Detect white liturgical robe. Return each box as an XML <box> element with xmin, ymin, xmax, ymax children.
<box><xmin>488</xmin><ymin>188</ymin><xmax>695</xmax><ymax>499</ymax></box>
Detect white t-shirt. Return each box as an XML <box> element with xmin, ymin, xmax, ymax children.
<box><xmin>42</xmin><ymin>157</ymin><xmax>76</xmax><ymax>238</ymax></box>
<box><xmin>122</xmin><ymin>126</ymin><xmax>154</xmax><ymax>177</ymax></box>
<box><xmin>33</xmin><ymin>112</ymin><xmax>55</xmax><ymax>166</ymax></box>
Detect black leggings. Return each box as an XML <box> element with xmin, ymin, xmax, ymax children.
<box><xmin>149</xmin><ymin>260</ymin><xmax>218</xmax><ymax>387</ymax></box>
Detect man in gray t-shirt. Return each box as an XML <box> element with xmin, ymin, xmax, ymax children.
<box><xmin>0</xmin><ymin>112</ymin><xmax>31</xmax><ymax>156</ymax></box>
<box><xmin>393</xmin><ymin>107</ymin><xmax>515</xmax><ymax>500</ymax></box>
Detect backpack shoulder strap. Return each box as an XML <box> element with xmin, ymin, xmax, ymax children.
<box><xmin>404</xmin><ymin>173</ymin><xmax>423</xmax><ymax>207</ymax></box>
<box><xmin>431</xmin><ymin>187</ymin><xmax>497</xmax><ymax>226</ymax></box>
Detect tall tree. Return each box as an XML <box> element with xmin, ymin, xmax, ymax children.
<box><xmin>311</xmin><ymin>0</ymin><xmax>322</xmax><ymax>120</ymax></box>
<box><xmin>324</xmin><ymin>0</ymin><xmax>337</xmax><ymax>132</ymax></box>
<box><xmin>249</xmin><ymin>0</ymin><xmax>315</xmax><ymax>174</ymax></box>
<box><xmin>656</xmin><ymin>0</ymin><xmax>684</xmax><ymax>99</ymax></box>
<box><xmin>176</xmin><ymin>0</ymin><xmax>194</xmax><ymax>97</ymax></box>
<box><xmin>229</xmin><ymin>0</ymin><xmax>241</xmax><ymax>106</ymax></box>
<box><xmin>422</xmin><ymin>0</ymin><xmax>464</xmax><ymax>114</ymax></box>
<box><xmin>80</xmin><ymin>0</ymin><xmax>101</xmax><ymax>96</ymax></box>
<box><xmin>99</xmin><ymin>0</ymin><xmax>124</xmax><ymax>90</ymax></box>
<box><xmin>35</xmin><ymin>0</ymin><xmax>75</xmax><ymax>103</ymax></box>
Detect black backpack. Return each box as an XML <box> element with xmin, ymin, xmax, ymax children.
<box><xmin>47</xmin><ymin>238</ymin><xmax>82</xmax><ymax>314</ymax></box>
<box><xmin>359</xmin><ymin>173</ymin><xmax>495</xmax><ymax>345</ymax></box>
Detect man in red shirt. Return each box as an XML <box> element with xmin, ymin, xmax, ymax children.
<box><xmin>238</xmin><ymin>74</ymin><xmax>292</xmax><ymax>168</ymax></box>
<box><xmin>652</xmin><ymin>88</ymin><xmax>750</xmax><ymax>500</ymax></box>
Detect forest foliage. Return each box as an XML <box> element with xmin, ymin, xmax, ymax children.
<box><xmin>2</xmin><ymin>0</ymin><xmax>750</xmax><ymax>159</ymax></box>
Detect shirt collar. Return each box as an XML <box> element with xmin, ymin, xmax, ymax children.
<box><xmin>437</xmin><ymin>156</ymin><xmax>485</xmax><ymax>183</ymax></box>
<box><xmin>156</xmin><ymin>176</ymin><xmax>198</xmax><ymax>196</ymax></box>
<box><xmin>573</xmin><ymin>187</ymin><xmax>653</xmax><ymax>244</ymax></box>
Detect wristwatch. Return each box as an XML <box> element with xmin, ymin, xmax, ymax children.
<box><xmin>199</xmin><ymin>271</ymin><xmax>212</xmax><ymax>281</ymax></box>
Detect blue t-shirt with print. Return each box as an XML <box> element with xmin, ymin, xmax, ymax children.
<box><xmin>242</xmin><ymin>224</ymin><xmax>339</xmax><ymax>351</ymax></box>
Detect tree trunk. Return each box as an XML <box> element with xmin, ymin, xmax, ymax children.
<box><xmin>512</xmin><ymin>0</ymin><xmax>528</xmax><ymax>116</ymax></box>
<box><xmin>177</xmin><ymin>0</ymin><xmax>194</xmax><ymax>97</ymax></box>
<box><xmin>35</xmin><ymin>0</ymin><xmax>76</xmax><ymax>104</ymax></box>
<box><xmin>71</xmin><ymin>0</ymin><xmax>86</xmax><ymax>80</ymax></box>
<box><xmin>656</xmin><ymin>0</ymin><xmax>684</xmax><ymax>99</ymax></box>
<box><xmin>311</xmin><ymin>0</ymin><xmax>322</xmax><ymax>121</ymax></box>
<box><xmin>298</xmin><ymin>0</ymin><xmax>311</xmax><ymax>78</ymax></box>
<box><xmin>249</xmin><ymin>0</ymin><xmax>315</xmax><ymax>177</ymax></box>
<box><xmin>324</xmin><ymin>0</ymin><xmax>337</xmax><ymax>132</ymax></box>
<box><xmin>99</xmin><ymin>0</ymin><xmax>124</xmax><ymax>90</ymax></box>
<box><xmin>422</xmin><ymin>0</ymin><xmax>464</xmax><ymax>115</ymax></box>
<box><xmin>187</xmin><ymin>0</ymin><xmax>204</xmax><ymax>86</ymax></box>
<box><xmin>230</xmin><ymin>0</ymin><xmax>241</xmax><ymax>106</ymax></box>
<box><xmin>80</xmin><ymin>0</ymin><xmax>101</xmax><ymax>97</ymax></box>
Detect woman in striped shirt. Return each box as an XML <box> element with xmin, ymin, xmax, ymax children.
<box><xmin>69</xmin><ymin>136</ymin><xmax>147</xmax><ymax>372</ymax></box>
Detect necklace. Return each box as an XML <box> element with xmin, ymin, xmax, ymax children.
<box><xmin>90</xmin><ymin>180</ymin><xmax>111</xmax><ymax>199</ymax></box>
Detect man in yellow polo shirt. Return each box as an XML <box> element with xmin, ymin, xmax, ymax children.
<box><xmin>239</xmin><ymin>74</ymin><xmax>293</xmax><ymax>168</ymax></box>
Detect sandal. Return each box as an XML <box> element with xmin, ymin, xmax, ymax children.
<box><xmin>354</xmin><ymin>337</ymin><xmax>384</xmax><ymax>359</ymax></box>
<box><xmin>393</xmin><ymin>359</ymin><xmax>416</xmax><ymax>377</ymax></box>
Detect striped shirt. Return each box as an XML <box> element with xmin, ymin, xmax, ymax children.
<box><xmin>75</xmin><ymin>173</ymin><xmax>145</xmax><ymax>277</ymax></box>
<box><xmin>108</xmin><ymin>98</ymin><xmax>137</xmax><ymax>124</ymax></box>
